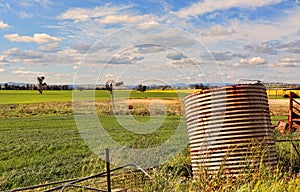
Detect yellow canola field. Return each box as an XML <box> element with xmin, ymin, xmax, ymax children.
<box><xmin>147</xmin><ymin>89</ymin><xmax>300</xmax><ymax>98</ymax></box>
<box><xmin>266</xmin><ymin>89</ymin><xmax>300</xmax><ymax>98</ymax></box>
<box><xmin>147</xmin><ymin>89</ymin><xmax>196</xmax><ymax>93</ymax></box>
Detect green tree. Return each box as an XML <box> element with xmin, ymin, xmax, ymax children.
<box><xmin>137</xmin><ymin>84</ymin><xmax>147</xmax><ymax>92</ymax></box>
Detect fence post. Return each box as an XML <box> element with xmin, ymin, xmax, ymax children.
<box><xmin>106</xmin><ymin>148</ymin><xmax>111</xmax><ymax>192</ymax></box>
<box><xmin>288</xmin><ymin>92</ymin><xmax>293</xmax><ymax>132</ymax></box>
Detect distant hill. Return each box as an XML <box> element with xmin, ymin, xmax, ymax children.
<box><xmin>0</xmin><ymin>82</ymin><xmax>29</xmax><ymax>86</ymax></box>
<box><xmin>1</xmin><ymin>81</ymin><xmax>299</xmax><ymax>90</ymax></box>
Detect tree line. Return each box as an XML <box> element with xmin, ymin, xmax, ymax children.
<box><xmin>0</xmin><ymin>83</ymin><xmax>71</xmax><ymax>91</ymax></box>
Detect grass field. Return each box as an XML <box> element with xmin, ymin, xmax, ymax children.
<box><xmin>0</xmin><ymin>115</ymin><xmax>183</xmax><ymax>190</ymax></box>
<box><xmin>0</xmin><ymin>90</ymin><xmax>74</xmax><ymax>104</ymax></box>
<box><xmin>0</xmin><ymin>115</ymin><xmax>93</xmax><ymax>189</ymax></box>
<box><xmin>1</xmin><ymin>89</ymin><xmax>300</xmax><ymax>191</ymax></box>
<box><xmin>1</xmin><ymin>113</ymin><xmax>299</xmax><ymax>191</ymax></box>
<box><xmin>0</xmin><ymin>88</ymin><xmax>299</xmax><ymax>105</ymax></box>
<box><xmin>0</xmin><ymin>90</ymin><xmax>191</xmax><ymax>105</ymax></box>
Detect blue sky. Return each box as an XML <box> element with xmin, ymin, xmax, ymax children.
<box><xmin>0</xmin><ymin>0</ymin><xmax>300</xmax><ymax>85</ymax></box>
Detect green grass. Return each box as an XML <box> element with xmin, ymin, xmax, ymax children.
<box><xmin>0</xmin><ymin>90</ymin><xmax>190</xmax><ymax>105</ymax></box>
<box><xmin>271</xmin><ymin>115</ymin><xmax>288</xmax><ymax>125</ymax></box>
<box><xmin>0</xmin><ymin>90</ymin><xmax>74</xmax><ymax>104</ymax></box>
<box><xmin>1</xmin><ymin>114</ymin><xmax>300</xmax><ymax>191</ymax></box>
<box><xmin>0</xmin><ymin>91</ymin><xmax>300</xmax><ymax>191</ymax></box>
<box><xmin>0</xmin><ymin>114</ymin><xmax>183</xmax><ymax>190</ymax></box>
<box><xmin>0</xmin><ymin>115</ymin><xmax>93</xmax><ymax>189</ymax></box>
<box><xmin>99</xmin><ymin>115</ymin><xmax>181</xmax><ymax>148</ymax></box>
<box><xmin>0</xmin><ymin>89</ymin><xmax>296</xmax><ymax>105</ymax></box>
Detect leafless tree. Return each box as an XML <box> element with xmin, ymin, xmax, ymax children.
<box><xmin>37</xmin><ymin>76</ymin><xmax>46</xmax><ymax>94</ymax></box>
<box><xmin>105</xmin><ymin>80</ymin><xmax>124</xmax><ymax>111</ymax></box>
<box><xmin>105</xmin><ymin>80</ymin><xmax>115</xmax><ymax>110</ymax></box>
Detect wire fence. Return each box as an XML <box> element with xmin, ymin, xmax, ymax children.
<box><xmin>6</xmin><ymin>164</ymin><xmax>153</xmax><ymax>192</ymax></box>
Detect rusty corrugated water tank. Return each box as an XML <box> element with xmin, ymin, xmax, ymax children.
<box><xmin>184</xmin><ymin>84</ymin><xmax>277</xmax><ymax>176</ymax></box>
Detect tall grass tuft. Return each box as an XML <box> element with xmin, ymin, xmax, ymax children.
<box><xmin>111</xmin><ymin>140</ymin><xmax>300</xmax><ymax>192</ymax></box>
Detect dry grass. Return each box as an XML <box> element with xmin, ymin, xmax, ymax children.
<box><xmin>268</xmin><ymin>99</ymin><xmax>290</xmax><ymax>116</ymax></box>
<box><xmin>0</xmin><ymin>102</ymin><xmax>74</xmax><ymax>117</ymax></box>
<box><xmin>0</xmin><ymin>98</ymin><xmax>184</xmax><ymax>118</ymax></box>
<box><xmin>1</xmin><ymin>97</ymin><xmax>293</xmax><ymax>119</ymax></box>
<box><xmin>114</xmin><ymin>98</ymin><xmax>183</xmax><ymax>116</ymax></box>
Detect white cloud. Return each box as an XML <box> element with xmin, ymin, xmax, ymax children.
<box><xmin>0</xmin><ymin>20</ymin><xmax>9</xmax><ymax>29</ymax></box>
<box><xmin>108</xmin><ymin>54</ymin><xmax>144</xmax><ymax>64</ymax></box>
<box><xmin>54</xmin><ymin>73</ymin><xmax>73</xmax><ymax>77</ymax></box>
<box><xmin>276</xmin><ymin>40</ymin><xmax>300</xmax><ymax>53</ymax></box>
<box><xmin>3</xmin><ymin>48</ymin><xmax>19</xmax><ymax>55</ymax></box>
<box><xmin>34</xmin><ymin>0</ymin><xmax>53</xmax><ymax>8</ymax></box>
<box><xmin>37</xmin><ymin>42</ymin><xmax>60</xmax><ymax>52</ymax></box>
<box><xmin>2</xmin><ymin>1</ymin><xmax>298</xmax><ymax>84</ymax></box>
<box><xmin>100</xmin><ymin>14</ymin><xmax>157</xmax><ymax>24</ymax></box>
<box><xmin>232</xmin><ymin>7</ymin><xmax>300</xmax><ymax>42</ymax></box>
<box><xmin>192</xmin><ymin>6</ymin><xmax>300</xmax><ymax>62</ymax></box>
<box><xmin>4</xmin><ymin>48</ymin><xmax>43</xmax><ymax>60</ymax></box>
<box><xmin>275</xmin><ymin>57</ymin><xmax>300</xmax><ymax>67</ymax></box>
<box><xmin>59</xmin><ymin>5</ymin><xmax>132</xmax><ymax>23</ymax></box>
<box><xmin>12</xmin><ymin>69</ymin><xmax>43</xmax><ymax>75</ymax></box>
<box><xmin>0</xmin><ymin>68</ymin><xmax>5</xmax><ymax>73</ymax></box>
<box><xmin>3</xmin><ymin>47</ymin><xmax>82</xmax><ymax>66</ymax></box>
<box><xmin>212</xmin><ymin>52</ymin><xmax>248</xmax><ymax>60</ymax></box>
<box><xmin>137</xmin><ymin>21</ymin><xmax>160</xmax><ymax>29</ymax></box>
<box><xmin>176</xmin><ymin>0</ymin><xmax>283</xmax><ymax>18</ymax></box>
<box><xmin>201</xmin><ymin>25</ymin><xmax>236</xmax><ymax>36</ymax></box>
<box><xmin>172</xmin><ymin>58</ymin><xmax>195</xmax><ymax>67</ymax></box>
<box><xmin>4</xmin><ymin>33</ymin><xmax>61</xmax><ymax>44</ymax></box>
<box><xmin>40</xmin><ymin>49</ymin><xmax>82</xmax><ymax>66</ymax></box>
<box><xmin>71</xmin><ymin>42</ymin><xmax>112</xmax><ymax>54</ymax></box>
<box><xmin>136</xmin><ymin>44</ymin><xmax>167</xmax><ymax>54</ymax></box>
<box><xmin>244</xmin><ymin>42</ymin><xmax>278</xmax><ymax>55</ymax></box>
<box><xmin>18</xmin><ymin>0</ymin><xmax>53</xmax><ymax>8</ymax></box>
<box><xmin>19</xmin><ymin>11</ymin><xmax>34</xmax><ymax>18</ymax></box>
<box><xmin>105</xmin><ymin>74</ymin><xmax>115</xmax><ymax>79</ymax></box>
<box><xmin>166</xmin><ymin>52</ymin><xmax>184</xmax><ymax>60</ymax></box>
<box><xmin>17</xmin><ymin>1</ymin><xmax>34</xmax><ymax>6</ymax></box>
<box><xmin>59</xmin><ymin>4</ymin><xmax>160</xmax><ymax>27</ymax></box>
<box><xmin>5</xmin><ymin>34</ymin><xmax>32</xmax><ymax>43</ymax></box>
<box><xmin>279</xmin><ymin>57</ymin><xmax>300</xmax><ymax>63</ymax></box>
<box><xmin>100</xmin><ymin>15</ymin><xmax>134</xmax><ymax>24</ymax></box>
<box><xmin>0</xmin><ymin>55</ymin><xmax>8</xmax><ymax>65</ymax></box>
<box><xmin>233</xmin><ymin>56</ymin><xmax>267</xmax><ymax>67</ymax></box>
<box><xmin>0</xmin><ymin>54</ymin><xmax>17</xmax><ymax>65</ymax></box>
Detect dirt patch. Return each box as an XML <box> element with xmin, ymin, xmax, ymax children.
<box><xmin>116</xmin><ymin>98</ymin><xmax>180</xmax><ymax>105</ymax></box>
<box><xmin>114</xmin><ymin>98</ymin><xmax>184</xmax><ymax>116</ymax></box>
